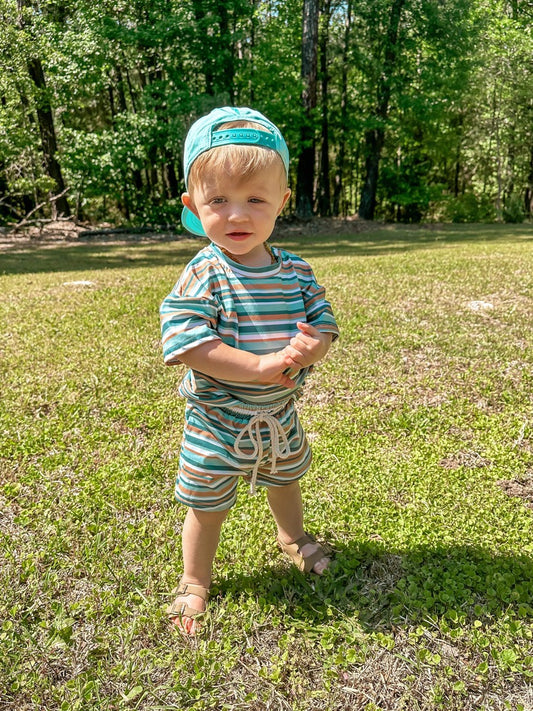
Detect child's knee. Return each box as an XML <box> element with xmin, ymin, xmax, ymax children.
<box><xmin>267</xmin><ymin>480</ymin><xmax>300</xmax><ymax>497</ymax></box>
<box><xmin>189</xmin><ymin>506</ymin><xmax>230</xmax><ymax>528</ymax></box>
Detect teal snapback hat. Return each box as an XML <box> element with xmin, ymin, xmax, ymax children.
<box><xmin>181</xmin><ymin>106</ymin><xmax>289</xmax><ymax>237</ymax></box>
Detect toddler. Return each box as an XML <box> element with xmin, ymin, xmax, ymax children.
<box><xmin>160</xmin><ymin>106</ymin><xmax>339</xmax><ymax>635</ymax></box>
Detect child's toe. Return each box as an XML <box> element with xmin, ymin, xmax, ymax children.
<box><xmin>299</xmin><ymin>542</ymin><xmax>331</xmax><ymax>575</ymax></box>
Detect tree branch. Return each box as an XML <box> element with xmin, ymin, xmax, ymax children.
<box><xmin>10</xmin><ymin>188</ymin><xmax>70</xmax><ymax>232</ymax></box>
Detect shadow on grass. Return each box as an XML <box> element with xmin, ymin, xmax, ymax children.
<box><xmin>216</xmin><ymin>541</ymin><xmax>533</xmax><ymax>631</ymax></box>
<box><xmin>1</xmin><ymin>223</ymin><xmax>531</xmax><ymax>276</ymax></box>
<box><xmin>278</xmin><ymin>222</ymin><xmax>533</xmax><ymax>263</ymax></box>
<box><xmin>0</xmin><ymin>237</ymin><xmax>204</xmax><ymax>276</ymax></box>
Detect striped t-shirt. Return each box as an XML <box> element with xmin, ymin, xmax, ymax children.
<box><xmin>160</xmin><ymin>243</ymin><xmax>339</xmax><ymax>408</ymax></box>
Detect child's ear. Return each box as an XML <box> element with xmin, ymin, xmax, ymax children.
<box><xmin>277</xmin><ymin>188</ymin><xmax>291</xmax><ymax>216</ymax></box>
<box><xmin>182</xmin><ymin>193</ymin><xmax>198</xmax><ymax>216</ymax></box>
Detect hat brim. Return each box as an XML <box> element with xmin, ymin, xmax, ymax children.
<box><xmin>181</xmin><ymin>206</ymin><xmax>207</xmax><ymax>237</ymax></box>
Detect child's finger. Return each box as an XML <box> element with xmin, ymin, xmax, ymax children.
<box><xmin>296</xmin><ymin>321</ymin><xmax>320</xmax><ymax>336</ymax></box>
<box><xmin>290</xmin><ymin>337</ymin><xmax>314</xmax><ymax>357</ymax></box>
<box><xmin>291</xmin><ymin>334</ymin><xmax>311</xmax><ymax>346</ymax></box>
<box><xmin>282</xmin><ymin>347</ymin><xmax>301</xmax><ymax>364</ymax></box>
<box><xmin>291</xmin><ymin>331</ymin><xmax>314</xmax><ymax>346</ymax></box>
<box><xmin>279</xmin><ymin>372</ymin><xmax>297</xmax><ymax>387</ymax></box>
<box><xmin>286</xmin><ymin>344</ymin><xmax>307</xmax><ymax>362</ymax></box>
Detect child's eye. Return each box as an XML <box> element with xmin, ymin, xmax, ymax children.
<box><xmin>249</xmin><ymin>198</ymin><xmax>264</xmax><ymax>204</ymax></box>
<box><xmin>210</xmin><ymin>197</ymin><xmax>226</xmax><ymax>204</ymax></box>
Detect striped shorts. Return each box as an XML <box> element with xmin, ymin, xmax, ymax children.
<box><xmin>176</xmin><ymin>399</ymin><xmax>312</xmax><ymax>511</ymax></box>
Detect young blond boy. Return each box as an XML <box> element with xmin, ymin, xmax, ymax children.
<box><xmin>160</xmin><ymin>107</ymin><xmax>339</xmax><ymax>635</ymax></box>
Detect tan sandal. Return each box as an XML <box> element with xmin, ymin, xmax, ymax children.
<box><xmin>166</xmin><ymin>580</ymin><xmax>209</xmax><ymax>633</ymax></box>
<box><xmin>277</xmin><ymin>532</ymin><xmax>331</xmax><ymax>574</ymax></box>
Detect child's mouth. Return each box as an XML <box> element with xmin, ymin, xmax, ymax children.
<box><xmin>227</xmin><ymin>232</ymin><xmax>250</xmax><ymax>241</ymax></box>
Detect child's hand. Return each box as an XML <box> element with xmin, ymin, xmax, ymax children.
<box><xmin>255</xmin><ymin>351</ymin><xmax>298</xmax><ymax>388</ymax></box>
<box><xmin>285</xmin><ymin>322</ymin><xmax>332</xmax><ymax>369</ymax></box>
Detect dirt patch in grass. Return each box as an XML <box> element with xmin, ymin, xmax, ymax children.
<box><xmin>440</xmin><ymin>451</ymin><xmax>493</xmax><ymax>470</ymax></box>
<box><xmin>0</xmin><ymin>220</ymin><xmax>175</xmax><ymax>251</ymax></box>
<box><xmin>498</xmin><ymin>474</ymin><xmax>533</xmax><ymax>509</ymax></box>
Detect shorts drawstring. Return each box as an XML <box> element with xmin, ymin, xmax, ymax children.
<box><xmin>230</xmin><ymin>400</ymin><xmax>293</xmax><ymax>495</ymax></box>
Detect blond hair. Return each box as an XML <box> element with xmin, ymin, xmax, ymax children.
<box><xmin>188</xmin><ymin>120</ymin><xmax>287</xmax><ymax>193</ymax></box>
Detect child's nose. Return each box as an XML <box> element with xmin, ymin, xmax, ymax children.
<box><xmin>227</xmin><ymin>203</ymin><xmax>248</xmax><ymax>220</ymax></box>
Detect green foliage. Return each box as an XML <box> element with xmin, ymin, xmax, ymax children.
<box><xmin>440</xmin><ymin>193</ymin><xmax>497</xmax><ymax>223</ymax></box>
<box><xmin>502</xmin><ymin>194</ymin><xmax>526</xmax><ymax>224</ymax></box>
<box><xmin>0</xmin><ymin>0</ymin><xmax>532</xmax><ymax>224</ymax></box>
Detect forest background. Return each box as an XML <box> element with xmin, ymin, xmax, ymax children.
<box><xmin>1</xmin><ymin>0</ymin><xmax>532</xmax><ymax>231</ymax></box>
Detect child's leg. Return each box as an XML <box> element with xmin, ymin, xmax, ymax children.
<box><xmin>171</xmin><ymin>506</ymin><xmax>229</xmax><ymax>634</ymax></box>
<box><xmin>266</xmin><ymin>481</ymin><xmax>330</xmax><ymax>574</ymax></box>
<box><xmin>182</xmin><ymin>506</ymin><xmax>229</xmax><ymax>586</ymax></box>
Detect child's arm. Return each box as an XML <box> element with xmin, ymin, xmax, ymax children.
<box><xmin>284</xmin><ymin>322</ymin><xmax>333</xmax><ymax>369</ymax></box>
<box><xmin>178</xmin><ymin>340</ymin><xmax>298</xmax><ymax>388</ymax></box>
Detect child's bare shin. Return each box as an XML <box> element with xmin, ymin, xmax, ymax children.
<box><xmin>181</xmin><ymin>507</ymin><xmax>229</xmax><ymax>587</ymax></box>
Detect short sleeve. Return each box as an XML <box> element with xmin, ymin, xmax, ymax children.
<box><xmin>294</xmin><ymin>258</ymin><xmax>339</xmax><ymax>341</ymax></box>
<box><xmin>160</xmin><ymin>263</ymin><xmax>222</xmax><ymax>365</ymax></box>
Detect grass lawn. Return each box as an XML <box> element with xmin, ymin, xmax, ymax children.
<box><xmin>1</xmin><ymin>223</ymin><xmax>532</xmax><ymax>711</ymax></box>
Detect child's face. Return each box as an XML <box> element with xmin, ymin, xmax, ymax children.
<box><xmin>182</xmin><ymin>162</ymin><xmax>291</xmax><ymax>266</ymax></box>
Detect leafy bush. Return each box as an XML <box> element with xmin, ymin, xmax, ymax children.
<box><xmin>440</xmin><ymin>193</ymin><xmax>496</xmax><ymax>223</ymax></box>
<box><xmin>502</xmin><ymin>194</ymin><xmax>525</xmax><ymax>223</ymax></box>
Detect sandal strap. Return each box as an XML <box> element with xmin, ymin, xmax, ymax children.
<box><xmin>278</xmin><ymin>533</ymin><xmax>329</xmax><ymax>573</ymax></box>
<box><xmin>292</xmin><ymin>533</ymin><xmax>318</xmax><ymax>549</ymax></box>
<box><xmin>166</xmin><ymin>581</ymin><xmax>209</xmax><ymax>619</ymax></box>
<box><xmin>166</xmin><ymin>600</ymin><xmax>204</xmax><ymax>619</ymax></box>
<box><xmin>174</xmin><ymin>582</ymin><xmax>209</xmax><ymax>602</ymax></box>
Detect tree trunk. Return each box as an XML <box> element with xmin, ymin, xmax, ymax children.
<box><xmin>124</xmin><ymin>65</ymin><xmax>138</xmax><ymax>114</ymax></box>
<box><xmin>13</xmin><ymin>83</ymin><xmax>37</xmax><ymax>215</ymax></box>
<box><xmin>296</xmin><ymin>0</ymin><xmax>319</xmax><ymax>219</ymax></box>
<box><xmin>505</xmin><ymin>124</ymin><xmax>516</xmax><ymax>203</ymax></box>
<box><xmin>358</xmin><ymin>127</ymin><xmax>385</xmax><ymax>220</ymax></box>
<box><xmin>112</xmin><ymin>64</ymin><xmax>143</xmax><ymax>200</ymax></box>
<box><xmin>249</xmin><ymin>0</ymin><xmax>258</xmax><ymax>104</ymax></box>
<box><xmin>165</xmin><ymin>159</ymin><xmax>179</xmax><ymax>199</ymax></box>
<box><xmin>358</xmin><ymin>0</ymin><xmax>405</xmax><ymax>220</ymax></box>
<box><xmin>192</xmin><ymin>1</ymin><xmax>214</xmax><ymax>95</ymax></box>
<box><xmin>454</xmin><ymin>152</ymin><xmax>461</xmax><ymax>198</ymax></box>
<box><xmin>333</xmin><ymin>0</ymin><xmax>352</xmax><ymax>217</ymax></box>
<box><xmin>26</xmin><ymin>58</ymin><xmax>70</xmax><ymax>217</ymax></box>
<box><xmin>108</xmin><ymin>84</ymin><xmax>116</xmax><ymax>120</ymax></box>
<box><xmin>114</xmin><ymin>65</ymin><xmax>128</xmax><ymax>112</ymax></box>
<box><xmin>525</xmin><ymin>144</ymin><xmax>533</xmax><ymax>218</ymax></box>
<box><xmin>453</xmin><ymin>113</ymin><xmax>463</xmax><ymax>197</ymax></box>
<box><xmin>218</xmin><ymin>2</ymin><xmax>235</xmax><ymax>102</ymax></box>
<box><xmin>317</xmin><ymin>0</ymin><xmax>331</xmax><ymax>217</ymax></box>
<box><xmin>494</xmin><ymin>86</ymin><xmax>502</xmax><ymax>220</ymax></box>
